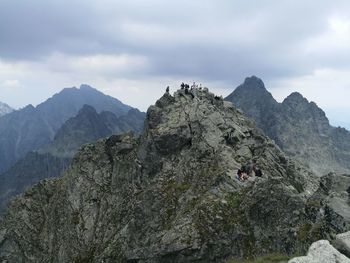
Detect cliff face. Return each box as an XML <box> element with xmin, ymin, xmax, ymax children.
<box><xmin>1</xmin><ymin>88</ymin><xmax>350</xmax><ymax>262</ymax></box>
<box><xmin>225</xmin><ymin>76</ymin><xmax>350</xmax><ymax>175</ymax></box>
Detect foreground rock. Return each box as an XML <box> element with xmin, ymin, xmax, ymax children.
<box><xmin>0</xmin><ymin>87</ymin><xmax>350</xmax><ymax>262</ymax></box>
<box><xmin>288</xmin><ymin>240</ymin><xmax>350</xmax><ymax>263</ymax></box>
<box><xmin>333</xmin><ymin>231</ymin><xmax>350</xmax><ymax>258</ymax></box>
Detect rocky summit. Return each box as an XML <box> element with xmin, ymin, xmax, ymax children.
<box><xmin>1</xmin><ymin>87</ymin><xmax>350</xmax><ymax>262</ymax></box>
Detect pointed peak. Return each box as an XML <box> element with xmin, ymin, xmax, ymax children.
<box><xmin>243</xmin><ymin>76</ymin><xmax>265</xmax><ymax>89</ymax></box>
<box><xmin>79</xmin><ymin>84</ymin><xmax>96</xmax><ymax>91</ymax></box>
<box><xmin>283</xmin><ymin>92</ymin><xmax>309</xmax><ymax>105</ymax></box>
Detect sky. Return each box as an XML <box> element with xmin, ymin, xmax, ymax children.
<box><xmin>0</xmin><ymin>0</ymin><xmax>350</xmax><ymax>128</ymax></box>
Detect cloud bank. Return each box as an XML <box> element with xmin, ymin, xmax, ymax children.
<box><xmin>0</xmin><ymin>0</ymin><xmax>350</xmax><ymax>127</ymax></box>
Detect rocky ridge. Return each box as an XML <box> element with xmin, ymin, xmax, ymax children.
<box><xmin>225</xmin><ymin>76</ymin><xmax>350</xmax><ymax>175</ymax></box>
<box><xmin>1</xmin><ymin>87</ymin><xmax>350</xmax><ymax>262</ymax></box>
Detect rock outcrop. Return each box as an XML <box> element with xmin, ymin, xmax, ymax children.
<box><xmin>225</xmin><ymin>76</ymin><xmax>350</xmax><ymax>175</ymax></box>
<box><xmin>333</xmin><ymin>232</ymin><xmax>350</xmax><ymax>258</ymax></box>
<box><xmin>1</xmin><ymin>87</ymin><xmax>349</xmax><ymax>262</ymax></box>
<box><xmin>288</xmin><ymin>240</ymin><xmax>350</xmax><ymax>263</ymax></box>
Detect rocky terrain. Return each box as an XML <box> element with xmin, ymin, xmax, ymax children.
<box><xmin>225</xmin><ymin>76</ymin><xmax>350</xmax><ymax>175</ymax></box>
<box><xmin>0</xmin><ymin>84</ymin><xmax>134</xmax><ymax>174</ymax></box>
<box><xmin>0</xmin><ymin>102</ymin><xmax>13</xmax><ymax>117</ymax></box>
<box><xmin>1</xmin><ymin>87</ymin><xmax>349</xmax><ymax>262</ymax></box>
<box><xmin>0</xmin><ymin>105</ymin><xmax>145</xmax><ymax>214</ymax></box>
<box><xmin>288</xmin><ymin>231</ymin><xmax>350</xmax><ymax>263</ymax></box>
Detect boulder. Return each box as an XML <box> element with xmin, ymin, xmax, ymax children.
<box><xmin>288</xmin><ymin>240</ymin><xmax>350</xmax><ymax>263</ymax></box>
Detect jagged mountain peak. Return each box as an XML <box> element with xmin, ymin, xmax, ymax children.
<box><xmin>225</xmin><ymin>76</ymin><xmax>277</xmax><ymax>105</ymax></box>
<box><xmin>243</xmin><ymin>75</ymin><xmax>266</xmax><ymax>89</ymax></box>
<box><xmin>225</xmin><ymin>76</ymin><xmax>350</xmax><ymax>175</ymax></box>
<box><xmin>79</xmin><ymin>84</ymin><xmax>95</xmax><ymax>90</ymax></box>
<box><xmin>282</xmin><ymin>91</ymin><xmax>309</xmax><ymax>106</ymax></box>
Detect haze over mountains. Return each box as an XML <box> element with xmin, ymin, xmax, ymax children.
<box><xmin>0</xmin><ymin>85</ymin><xmax>145</xmax><ymax>213</ymax></box>
<box><xmin>225</xmin><ymin>76</ymin><xmax>350</xmax><ymax>175</ymax></box>
<box><xmin>0</xmin><ymin>84</ymin><xmax>135</xmax><ymax>174</ymax></box>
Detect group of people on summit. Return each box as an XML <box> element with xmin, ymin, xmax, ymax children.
<box><xmin>165</xmin><ymin>82</ymin><xmax>203</xmax><ymax>94</ymax></box>
<box><xmin>236</xmin><ymin>160</ymin><xmax>263</xmax><ymax>181</ymax></box>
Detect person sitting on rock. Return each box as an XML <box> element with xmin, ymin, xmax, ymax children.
<box><xmin>181</xmin><ymin>82</ymin><xmax>185</xmax><ymax>89</ymax></box>
<box><xmin>237</xmin><ymin>169</ymin><xmax>248</xmax><ymax>181</ymax></box>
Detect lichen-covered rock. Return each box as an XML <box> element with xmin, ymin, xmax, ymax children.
<box><xmin>0</xmin><ymin>88</ymin><xmax>350</xmax><ymax>262</ymax></box>
<box><xmin>288</xmin><ymin>240</ymin><xmax>350</xmax><ymax>263</ymax></box>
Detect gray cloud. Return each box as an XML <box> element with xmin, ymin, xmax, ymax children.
<box><xmin>1</xmin><ymin>0</ymin><xmax>350</xmax><ymax>127</ymax></box>
<box><xmin>1</xmin><ymin>0</ymin><xmax>349</xmax><ymax>75</ymax></box>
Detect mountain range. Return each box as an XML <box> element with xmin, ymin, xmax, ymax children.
<box><xmin>1</xmin><ymin>87</ymin><xmax>349</xmax><ymax>262</ymax></box>
<box><xmin>225</xmin><ymin>76</ymin><xmax>350</xmax><ymax>175</ymax></box>
<box><xmin>0</xmin><ymin>84</ymin><xmax>134</xmax><ymax>174</ymax></box>
<box><xmin>0</xmin><ymin>86</ymin><xmax>145</xmax><ymax>214</ymax></box>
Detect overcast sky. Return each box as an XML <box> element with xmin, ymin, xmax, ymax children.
<box><xmin>0</xmin><ymin>0</ymin><xmax>350</xmax><ymax>128</ymax></box>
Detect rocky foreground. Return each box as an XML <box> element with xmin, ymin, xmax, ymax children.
<box><xmin>1</xmin><ymin>88</ymin><xmax>350</xmax><ymax>262</ymax></box>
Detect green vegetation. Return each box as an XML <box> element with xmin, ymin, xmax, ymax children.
<box><xmin>297</xmin><ymin>223</ymin><xmax>312</xmax><ymax>241</ymax></box>
<box><xmin>227</xmin><ymin>253</ymin><xmax>291</xmax><ymax>263</ymax></box>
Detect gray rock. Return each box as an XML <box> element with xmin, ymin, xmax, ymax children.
<box><xmin>288</xmin><ymin>240</ymin><xmax>350</xmax><ymax>263</ymax></box>
<box><xmin>333</xmin><ymin>231</ymin><xmax>350</xmax><ymax>258</ymax></box>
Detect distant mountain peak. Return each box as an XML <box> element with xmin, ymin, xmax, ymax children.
<box><xmin>0</xmin><ymin>101</ymin><xmax>14</xmax><ymax>117</ymax></box>
<box><xmin>225</xmin><ymin>76</ymin><xmax>277</xmax><ymax>111</ymax></box>
<box><xmin>282</xmin><ymin>92</ymin><xmax>309</xmax><ymax>105</ymax></box>
<box><xmin>225</xmin><ymin>76</ymin><xmax>350</xmax><ymax>174</ymax></box>
<box><xmin>79</xmin><ymin>84</ymin><xmax>97</xmax><ymax>92</ymax></box>
<box><xmin>243</xmin><ymin>75</ymin><xmax>266</xmax><ymax>89</ymax></box>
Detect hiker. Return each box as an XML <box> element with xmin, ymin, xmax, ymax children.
<box><xmin>181</xmin><ymin>82</ymin><xmax>185</xmax><ymax>89</ymax></box>
<box><xmin>237</xmin><ymin>169</ymin><xmax>248</xmax><ymax>181</ymax></box>
<box><xmin>166</xmin><ymin>86</ymin><xmax>169</xmax><ymax>93</ymax></box>
<box><xmin>191</xmin><ymin>82</ymin><xmax>196</xmax><ymax>89</ymax></box>
<box><xmin>185</xmin><ymin>86</ymin><xmax>189</xmax><ymax>94</ymax></box>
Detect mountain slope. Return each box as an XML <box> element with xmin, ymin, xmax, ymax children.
<box><xmin>1</xmin><ymin>88</ymin><xmax>349</xmax><ymax>262</ymax></box>
<box><xmin>0</xmin><ymin>105</ymin><xmax>145</xmax><ymax>214</ymax></box>
<box><xmin>0</xmin><ymin>102</ymin><xmax>13</xmax><ymax>117</ymax></box>
<box><xmin>0</xmin><ymin>85</ymin><xmax>134</xmax><ymax>173</ymax></box>
<box><xmin>225</xmin><ymin>76</ymin><xmax>350</xmax><ymax>174</ymax></box>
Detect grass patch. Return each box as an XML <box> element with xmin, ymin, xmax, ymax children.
<box><xmin>227</xmin><ymin>253</ymin><xmax>291</xmax><ymax>263</ymax></box>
